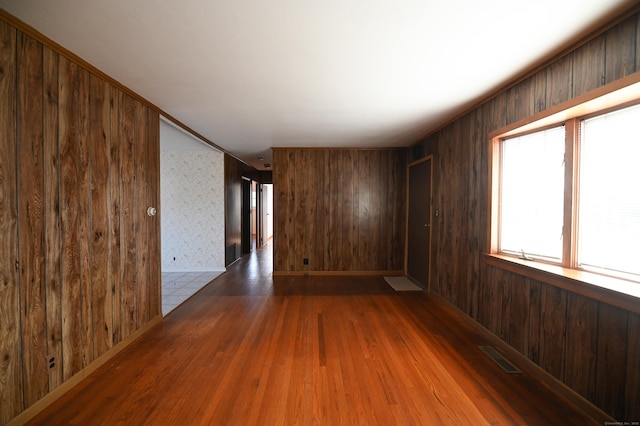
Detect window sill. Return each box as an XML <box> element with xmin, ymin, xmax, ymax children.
<box><xmin>484</xmin><ymin>253</ymin><xmax>640</xmax><ymax>314</ymax></box>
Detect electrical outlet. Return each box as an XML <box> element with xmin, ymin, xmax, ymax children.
<box><xmin>303</xmin><ymin>258</ymin><xmax>309</xmax><ymax>265</ymax></box>
<box><xmin>46</xmin><ymin>354</ymin><xmax>58</xmax><ymax>372</ymax></box>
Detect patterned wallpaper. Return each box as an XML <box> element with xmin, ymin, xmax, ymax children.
<box><xmin>160</xmin><ymin>124</ymin><xmax>226</xmax><ymax>272</ymax></box>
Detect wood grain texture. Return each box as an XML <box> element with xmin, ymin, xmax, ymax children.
<box><xmin>26</xmin><ymin>245</ymin><xmax>611</xmax><ymax>426</ymax></box>
<box><xmin>572</xmin><ymin>35</ymin><xmax>605</xmax><ymax>97</ymax></box>
<box><xmin>625</xmin><ymin>312</ymin><xmax>640</xmax><ymax>421</ymax></box>
<box><xmin>596</xmin><ymin>304</ymin><xmax>628</xmax><ymax>420</ymax></box>
<box><xmin>89</xmin><ymin>74</ymin><xmax>112</xmax><ymax>358</ymax></box>
<box><xmin>0</xmin><ymin>19</ymin><xmax>23</xmax><ymax>425</ymax></box>
<box><xmin>146</xmin><ymin>110</ymin><xmax>161</xmax><ymax>320</ymax></box>
<box><xmin>59</xmin><ymin>56</ymin><xmax>83</xmax><ymax>381</ymax></box>
<box><xmin>119</xmin><ymin>91</ymin><xmax>138</xmax><ymax>339</ymax></box>
<box><xmin>135</xmin><ymin>101</ymin><xmax>150</xmax><ymax>326</ymax></box>
<box><xmin>17</xmin><ymin>31</ymin><xmax>48</xmax><ymax>408</ymax></box>
<box><xmin>564</xmin><ymin>293</ymin><xmax>598</xmax><ymax>403</ymax></box>
<box><xmin>77</xmin><ymin>66</ymin><xmax>93</xmax><ymax>370</ymax></box>
<box><xmin>605</xmin><ymin>15</ymin><xmax>637</xmax><ymax>84</ymax></box>
<box><xmin>273</xmin><ymin>148</ymin><xmax>406</xmax><ymax>274</ymax></box>
<box><xmin>0</xmin><ymin>18</ymin><xmax>163</xmax><ymax>423</ymax></box>
<box><xmin>43</xmin><ymin>46</ymin><xmax>63</xmax><ymax>392</ymax></box>
<box><xmin>109</xmin><ymin>89</ymin><xmax>123</xmax><ymax>346</ymax></box>
<box><xmin>547</xmin><ymin>53</ymin><xmax>573</xmax><ymax>107</ymax></box>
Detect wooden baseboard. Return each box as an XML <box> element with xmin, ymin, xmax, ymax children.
<box><xmin>429</xmin><ymin>293</ymin><xmax>615</xmax><ymax>424</ymax></box>
<box><xmin>272</xmin><ymin>270</ymin><xmax>404</xmax><ymax>277</ymax></box>
<box><xmin>8</xmin><ymin>315</ymin><xmax>163</xmax><ymax>426</ymax></box>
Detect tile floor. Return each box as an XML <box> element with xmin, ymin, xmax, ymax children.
<box><xmin>162</xmin><ymin>270</ymin><xmax>224</xmax><ymax>316</ymax></box>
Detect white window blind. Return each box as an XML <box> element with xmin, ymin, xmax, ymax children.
<box><xmin>500</xmin><ymin>126</ymin><xmax>565</xmax><ymax>261</ymax></box>
<box><xmin>578</xmin><ymin>104</ymin><xmax>640</xmax><ymax>277</ymax></box>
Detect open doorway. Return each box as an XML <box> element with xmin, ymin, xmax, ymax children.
<box><xmin>159</xmin><ymin>118</ymin><xmax>226</xmax><ymax>315</ymax></box>
<box><xmin>242</xmin><ymin>179</ymin><xmax>273</xmax><ymax>254</ymax></box>
<box><xmin>260</xmin><ymin>183</ymin><xmax>273</xmax><ymax>245</ymax></box>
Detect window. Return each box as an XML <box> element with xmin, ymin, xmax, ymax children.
<box><xmin>577</xmin><ymin>105</ymin><xmax>640</xmax><ymax>277</ymax></box>
<box><xmin>491</xmin><ymin>93</ymin><xmax>640</xmax><ymax>285</ymax></box>
<box><xmin>500</xmin><ymin>126</ymin><xmax>565</xmax><ymax>262</ymax></box>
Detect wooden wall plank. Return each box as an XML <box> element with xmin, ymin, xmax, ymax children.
<box><xmin>147</xmin><ymin>110</ymin><xmax>161</xmax><ymax>319</ymax></box>
<box><xmin>272</xmin><ymin>149</ymin><xmax>287</xmax><ymax>272</ymax></box>
<box><xmin>59</xmin><ymin>55</ymin><xmax>83</xmax><ymax>381</ymax></box>
<box><xmin>533</xmin><ymin>70</ymin><xmax>547</xmax><ymax>114</ymax></box>
<box><xmin>514</xmin><ymin>76</ymin><xmax>535</xmax><ymax>122</ymax></box>
<box><xmin>43</xmin><ymin>46</ymin><xmax>63</xmax><ymax>391</ymax></box>
<box><xmin>285</xmin><ymin>150</ymin><xmax>296</xmax><ymax>271</ymax></box>
<box><xmin>391</xmin><ymin>150</ymin><xmax>406</xmax><ymax>271</ymax></box>
<box><xmin>306</xmin><ymin>150</ymin><xmax>318</xmax><ymax>270</ymax></box>
<box><xmin>119</xmin><ymin>91</ymin><xmax>138</xmax><ymax>338</ymax></box>
<box><xmin>328</xmin><ymin>150</ymin><xmax>342</xmax><ymax>270</ymax></box>
<box><xmin>538</xmin><ymin>285</ymin><xmax>567</xmax><ymax>379</ymax></box>
<box><xmin>89</xmin><ymin>74</ymin><xmax>113</xmax><ymax>358</ymax></box>
<box><xmin>508</xmin><ymin>275</ymin><xmax>530</xmax><ymax>356</ymax></box>
<box><xmin>0</xmin><ymin>20</ymin><xmax>23</xmax><ymax>424</ymax></box>
<box><xmin>367</xmin><ymin>150</ymin><xmax>381</xmax><ymax>270</ymax></box>
<box><xmin>527</xmin><ymin>280</ymin><xmax>542</xmax><ymax>365</ymax></box>
<box><xmin>357</xmin><ymin>151</ymin><xmax>370</xmax><ymax>270</ymax></box>
<box><xmin>637</xmin><ymin>13</ymin><xmax>640</xmax><ymax>72</ymax></box>
<box><xmin>135</xmin><ymin>101</ymin><xmax>150</xmax><ymax>326</ymax></box>
<box><xmin>377</xmin><ymin>152</ymin><xmax>389</xmax><ymax>270</ymax></box>
<box><xmin>17</xmin><ymin>31</ymin><xmax>48</xmax><ymax>408</ymax></box>
<box><xmin>625</xmin><ymin>312</ymin><xmax>640</xmax><ymax>421</ymax></box>
<box><xmin>342</xmin><ymin>150</ymin><xmax>355</xmax><ymax>271</ymax></box>
<box><xmin>572</xmin><ymin>35</ymin><xmax>605</xmax><ymax>97</ymax></box>
<box><xmin>546</xmin><ymin>53</ymin><xmax>573</xmax><ymax>108</ymax></box>
<box><xmin>318</xmin><ymin>150</ymin><xmax>329</xmax><ymax>271</ymax></box>
<box><xmin>350</xmin><ymin>151</ymin><xmax>360</xmax><ymax>272</ymax></box>
<box><xmin>505</xmin><ymin>86</ymin><xmax>516</xmax><ymax>125</ymax></box>
<box><xmin>294</xmin><ymin>149</ymin><xmax>305</xmax><ymax>271</ymax></box>
<box><xmin>77</xmin><ymin>66</ymin><xmax>93</xmax><ymax>369</ymax></box>
<box><xmin>605</xmin><ymin>15</ymin><xmax>637</xmax><ymax>84</ymax></box>
<box><xmin>564</xmin><ymin>293</ymin><xmax>598</xmax><ymax>403</ymax></box>
<box><xmin>109</xmin><ymin>87</ymin><xmax>122</xmax><ymax>346</ymax></box>
<box><xmin>596</xmin><ymin>304</ymin><xmax>628</xmax><ymax>420</ymax></box>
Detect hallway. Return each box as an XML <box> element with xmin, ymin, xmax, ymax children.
<box><xmin>28</xmin><ymin>243</ymin><xmax>607</xmax><ymax>425</ymax></box>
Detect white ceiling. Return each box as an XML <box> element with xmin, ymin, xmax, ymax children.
<box><xmin>0</xmin><ymin>0</ymin><xmax>634</xmax><ymax>170</ymax></box>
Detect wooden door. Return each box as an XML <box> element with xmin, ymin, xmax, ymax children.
<box><xmin>406</xmin><ymin>158</ymin><xmax>432</xmax><ymax>287</ymax></box>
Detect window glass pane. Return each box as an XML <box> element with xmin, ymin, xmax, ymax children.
<box><xmin>500</xmin><ymin>126</ymin><xmax>565</xmax><ymax>260</ymax></box>
<box><xmin>579</xmin><ymin>104</ymin><xmax>640</xmax><ymax>277</ymax></box>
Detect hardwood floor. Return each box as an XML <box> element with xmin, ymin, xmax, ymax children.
<box><xmin>28</xmin><ymin>243</ymin><xmax>605</xmax><ymax>425</ymax></box>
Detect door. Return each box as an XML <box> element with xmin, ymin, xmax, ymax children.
<box><xmin>406</xmin><ymin>157</ymin><xmax>432</xmax><ymax>287</ymax></box>
<box><xmin>241</xmin><ymin>178</ymin><xmax>252</xmax><ymax>253</ymax></box>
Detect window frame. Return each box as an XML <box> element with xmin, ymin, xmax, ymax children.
<box><xmin>487</xmin><ymin>73</ymin><xmax>640</xmax><ymax>310</ymax></box>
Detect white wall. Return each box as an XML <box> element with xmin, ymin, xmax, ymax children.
<box><xmin>160</xmin><ymin>119</ymin><xmax>225</xmax><ymax>272</ymax></box>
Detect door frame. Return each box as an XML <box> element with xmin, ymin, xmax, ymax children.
<box><xmin>405</xmin><ymin>155</ymin><xmax>433</xmax><ymax>288</ymax></box>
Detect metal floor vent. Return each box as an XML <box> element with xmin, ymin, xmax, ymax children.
<box><xmin>479</xmin><ymin>346</ymin><xmax>522</xmax><ymax>374</ymax></box>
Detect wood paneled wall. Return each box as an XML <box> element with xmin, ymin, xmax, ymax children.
<box><xmin>272</xmin><ymin>148</ymin><xmax>406</xmax><ymax>274</ymax></box>
<box><xmin>413</xmin><ymin>11</ymin><xmax>640</xmax><ymax>421</ymax></box>
<box><xmin>0</xmin><ymin>19</ymin><xmax>161</xmax><ymax>424</ymax></box>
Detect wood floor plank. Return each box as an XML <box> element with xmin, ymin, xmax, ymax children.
<box><xmin>27</xmin><ymin>245</ymin><xmax>608</xmax><ymax>425</ymax></box>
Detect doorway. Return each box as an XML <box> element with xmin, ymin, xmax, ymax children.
<box><xmin>406</xmin><ymin>157</ymin><xmax>432</xmax><ymax>288</ymax></box>
<box><xmin>241</xmin><ymin>177</ymin><xmax>253</xmax><ymax>254</ymax></box>
<box><xmin>159</xmin><ymin>118</ymin><xmax>226</xmax><ymax>315</ymax></box>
